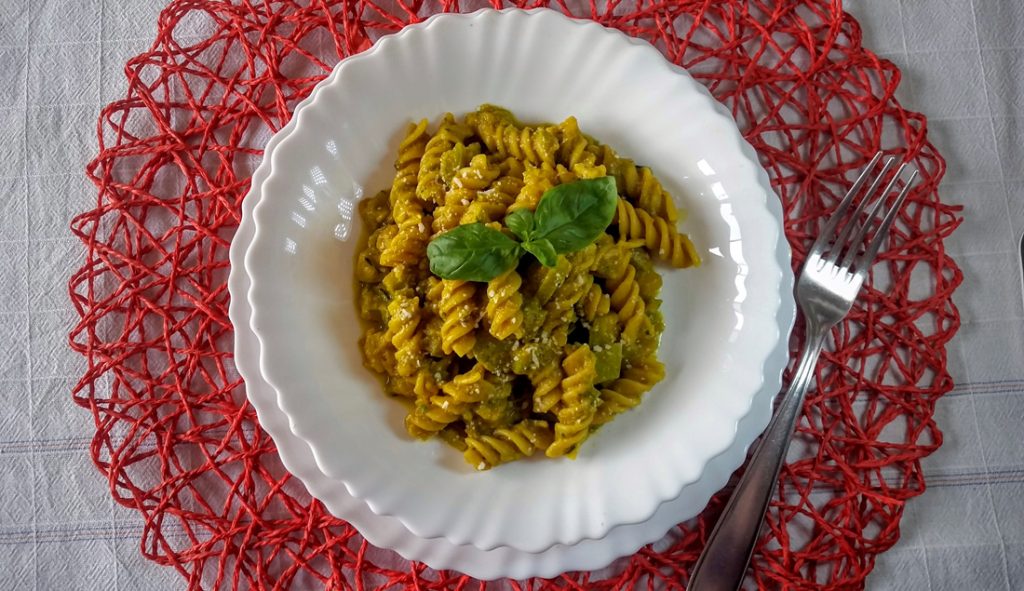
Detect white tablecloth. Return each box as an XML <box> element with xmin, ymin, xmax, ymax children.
<box><xmin>0</xmin><ymin>1</ymin><xmax>1020</xmax><ymax>589</ymax></box>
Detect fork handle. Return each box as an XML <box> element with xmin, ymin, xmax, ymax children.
<box><xmin>687</xmin><ymin>324</ymin><xmax>829</xmax><ymax>591</ymax></box>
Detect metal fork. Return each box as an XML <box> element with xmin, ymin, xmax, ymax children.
<box><xmin>687</xmin><ymin>152</ymin><xmax>918</xmax><ymax>591</ymax></box>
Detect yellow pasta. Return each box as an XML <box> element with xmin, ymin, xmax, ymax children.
<box><xmin>464</xmin><ymin>420</ymin><xmax>554</xmax><ymax>471</ymax></box>
<box><xmin>542</xmin><ymin>244</ymin><xmax>597</xmax><ymax>334</ymax></box>
<box><xmin>555</xmin><ymin>116</ymin><xmax>607</xmax><ymax>180</ymax></box>
<box><xmin>594</xmin><ymin>358</ymin><xmax>666</xmax><ymax>425</ymax></box>
<box><xmin>486</xmin><ymin>269</ymin><xmax>525</xmax><ymax>341</ymax></box>
<box><xmin>405</xmin><ymin>396</ymin><xmax>464</xmax><ymax>438</ymax></box>
<box><xmin>576</xmin><ymin>283</ymin><xmax>611</xmax><ymax>322</ymax></box>
<box><xmin>417</xmin><ymin>114</ymin><xmax>472</xmax><ymax>206</ymax></box>
<box><xmin>433</xmin><ymin>154</ymin><xmax>501</xmax><ymax>232</ymax></box>
<box><xmin>529</xmin><ymin>362</ymin><xmax>564</xmax><ymax>413</ymax></box>
<box><xmin>441</xmin><ymin>362</ymin><xmax>492</xmax><ymax>403</ymax></box>
<box><xmin>547</xmin><ymin>344</ymin><xmax>598</xmax><ymax>458</ymax></box>
<box><xmin>388</xmin><ymin>367</ymin><xmax>440</xmax><ymax>401</ymax></box>
<box><xmin>604</xmin><ymin>252</ymin><xmax>650</xmax><ymax>345</ymax></box>
<box><xmin>385</xmin><ymin>292</ymin><xmax>422</xmax><ymax>377</ymax></box>
<box><xmin>614</xmin><ymin>198</ymin><xmax>700</xmax><ymax>268</ymax></box>
<box><xmin>439</xmin><ymin>279</ymin><xmax>478</xmax><ymax>357</ymax></box>
<box><xmin>468</xmin><ymin>107</ymin><xmax>559</xmax><ymax>166</ymax></box>
<box><xmin>379</xmin><ymin>121</ymin><xmax>432</xmax><ymax>268</ymax></box>
<box><xmin>508</xmin><ymin>164</ymin><xmax>555</xmax><ymax>212</ymax></box>
<box><xmin>390</xmin><ymin>119</ymin><xmax>429</xmax><ymax>214</ymax></box>
<box><xmin>355</xmin><ymin>106</ymin><xmax>699</xmax><ymax>469</ymax></box>
<box><xmin>526</xmin><ymin>255</ymin><xmax>572</xmax><ymax>306</ymax></box>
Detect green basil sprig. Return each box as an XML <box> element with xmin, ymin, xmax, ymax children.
<box><xmin>426</xmin><ymin>177</ymin><xmax>618</xmax><ymax>282</ymax></box>
<box><xmin>425</xmin><ymin>224</ymin><xmax>522</xmax><ymax>282</ymax></box>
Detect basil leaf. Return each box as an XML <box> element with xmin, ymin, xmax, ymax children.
<box><xmin>533</xmin><ymin>177</ymin><xmax>618</xmax><ymax>253</ymax></box>
<box><xmin>504</xmin><ymin>209</ymin><xmax>535</xmax><ymax>242</ymax></box>
<box><xmin>522</xmin><ymin>238</ymin><xmax>558</xmax><ymax>268</ymax></box>
<box><xmin>427</xmin><ymin>224</ymin><xmax>523</xmax><ymax>282</ymax></box>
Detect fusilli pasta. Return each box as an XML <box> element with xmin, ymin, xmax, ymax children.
<box><xmin>486</xmin><ymin>269</ymin><xmax>525</xmax><ymax>341</ymax></box>
<box><xmin>547</xmin><ymin>344</ymin><xmax>599</xmax><ymax>458</ymax></box>
<box><xmin>464</xmin><ymin>420</ymin><xmax>554</xmax><ymax>470</ymax></box>
<box><xmin>614</xmin><ymin>198</ymin><xmax>700</xmax><ymax>268</ymax></box>
<box><xmin>355</xmin><ymin>106</ymin><xmax>699</xmax><ymax>469</ymax></box>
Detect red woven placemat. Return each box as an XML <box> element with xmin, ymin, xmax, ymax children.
<box><xmin>70</xmin><ymin>1</ymin><xmax>962</xmax><ymax>589</ymax></box>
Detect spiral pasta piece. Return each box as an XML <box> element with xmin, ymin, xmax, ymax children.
<box><xmin>469</xmin><ymin>109</ymin><xmax>559</xmax><ymax>166</ymax></box>
<box><xmin>439</xmin><ymin>279</ymin><xmax>478</xmax><ymax>356</ymax></box>
<box><xmin>405</xmin><ymin>363</ymin><xmax>498</xmax><ymax>438</ymax></box>
<box><xmin>405</xmin><ymin>397</ymin><xmax>466</xmax><ymax>438</ymax></box>
<box><xmin>593</xmin><ymin>358</ymin><xmax>665</xmax><ymax>425</ymax></box>
<box><xmin>420</xmin><ymin>275</ymin><xmax>446</xmax><ymax>357</ymax></box>
<box><xmin>495</xmin><ymin>155</ymin><xmax>526</xmax><ymax>179</ymax></box>
<box><xmin>506</xmin><ymin>164</ymin><xmax>551</xmax><ymax>212</ymax></box>
<box><xmin>385</xmin><ymin>293</ymin><xmax>423</xmax><ymax>377</ymax></box>
<box><xmin>595</xmin><ymin>240</ymin><xmax>649</xmax><ymax>343</ymax></box>
<box><xmin>464</xmin><ymin>420</ymin><xmax>555</xmax><ymax>470</ymax></box>
<box><xmin>479</xmin><ymin>174</ymin><xmax>523</xmax><ymax>208</ymax></box>
<box><xmin>526</xmin><ymin>255</ymin><xmax>572</xmax><ymax>306</ymax></box>
<box><xmin>389</xmin><ymin>119</ymin><xmax>429</xmax><ymax>218</ymax></box>
<box><xmin>486</xmin><ymin>269</ymin><xmax>525</xmax><ymax>341</ymax></box>
<box><xmin>610</xmin><ymin>157</ymin><xmax>679</xmax><ymax>223</ymax></box>
<box><xmin>380</xmin><ymin>121</ymin><xmax>433</xmax><ymax>267</ymax></box>
<box><xmin>453</xmin><ymin>154</ymin><xmax>501</xmax><ymax>191</ymax></box>
<box><xmin>459</xmin><ymin>201</ymin><xmax>507</xmax><ymax>225</ymax></box>
<box><xmin>421</xmin><ymin>275</ymin><xmax>443</xmax><ymax>313</ymax></box>
<box><xmin>438</xmin><ymin>141</ymin><xmax>482</xmax><ymax>187</ymax></box>
<box><xmin>417</xmin><ymin>114</ymin><xmax>472</xmax><ymax>206</ymax></box>
<box><xmin>433</xmin><ymin>154</ymin><xmax>501</xmax><ymax>232</ymax></box>
<box><xmin>547</xmin><ymin>345</ymin><xmax>598</xmax><ymax>458</ymax></box>
<box><xmin>530</xmin><ymin>362</ymin><xmax>565</xmax><ymax>413</ymax></box>
<box><xmin>555</xmin><ymin>116</ymin><xmax>607</xmax><ymax>180</ymax></box>
<box><xmin>610</xmin><ymin>264</ymin><xmax>648</xmax><ymax>344</ymax></box>
<box><xmin>440</xmin><ymin>362</ymin><xmax>492</xmax><ymax>404</ymax></box>
<box><xmin>380</xmin><ymin>264</ymin><xmax>417</xmax><ymax>295</ymax></box>
<box><xmin>542</xmin><ymin>244</ymin><xmax>597</xmax><ymax>333</ymax></box>
<box><xmin>613</xmin><ymin>198</ymin><xmax>700</xmax><ymax>268</ymax></box>
<box><xmin>388</xmin><ymin>367</ymin><xmax>441</xmax><ymax>400</ymax></box>
<box><xmin>378</xmin><ymin>217</ymin><xmax>430</xmax><ymax>268</ymax></box>
<box><xmin>576</xmin><ymin>283</ymin><xmax>611</xmax><ymax>322</ymax></box>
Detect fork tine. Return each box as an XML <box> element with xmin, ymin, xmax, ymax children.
<box><xmin>839</xmin><ymin>162</ymin><xmax>909</xmax><ymax>270</ymax></box>
<box><xmin>854</xmin><ymin>169</ymin><xmax>918</xmax><ymax>273</ymax></box>
<box><xmin>809</xmin><ymin>151</ymin><xmax>883</xmax><ymax>257</ymax></box>
<box><xmin>823</xmin><ymin>155</ymin><xmax>895</xmax><ymax>264</ymax></box>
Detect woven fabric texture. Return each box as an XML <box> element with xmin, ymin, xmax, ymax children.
<box><xmin>69</xmin><ymin>1</ymin><xmax>961</xmax><ymax>588</ymax></box>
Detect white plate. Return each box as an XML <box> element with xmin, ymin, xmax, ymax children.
<box><xmin>228</xmin><ymin>116</ymin><xmax>795</xmax><ymax>580</ymax></box>
<box><xmin>246</xmin><ymin>8</ymin><xmax>791</xmax><ymax>553</ymax></box>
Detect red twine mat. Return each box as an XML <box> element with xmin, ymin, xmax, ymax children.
<box><xmin>70</xmin><ymin>0</ymin><xmax>962</xmax><ymax>589</ymax></box>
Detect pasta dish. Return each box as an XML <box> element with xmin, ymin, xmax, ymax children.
<box><xmin>355</xmin><ymin>105</ymin><xmax>699</xmax><ymax>470</ymax></box>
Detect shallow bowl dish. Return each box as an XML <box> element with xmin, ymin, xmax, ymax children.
<box><xmin>246</xmin><ymin>8</ymin><xmax>790</xmax><ymax>553</ymax></box>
